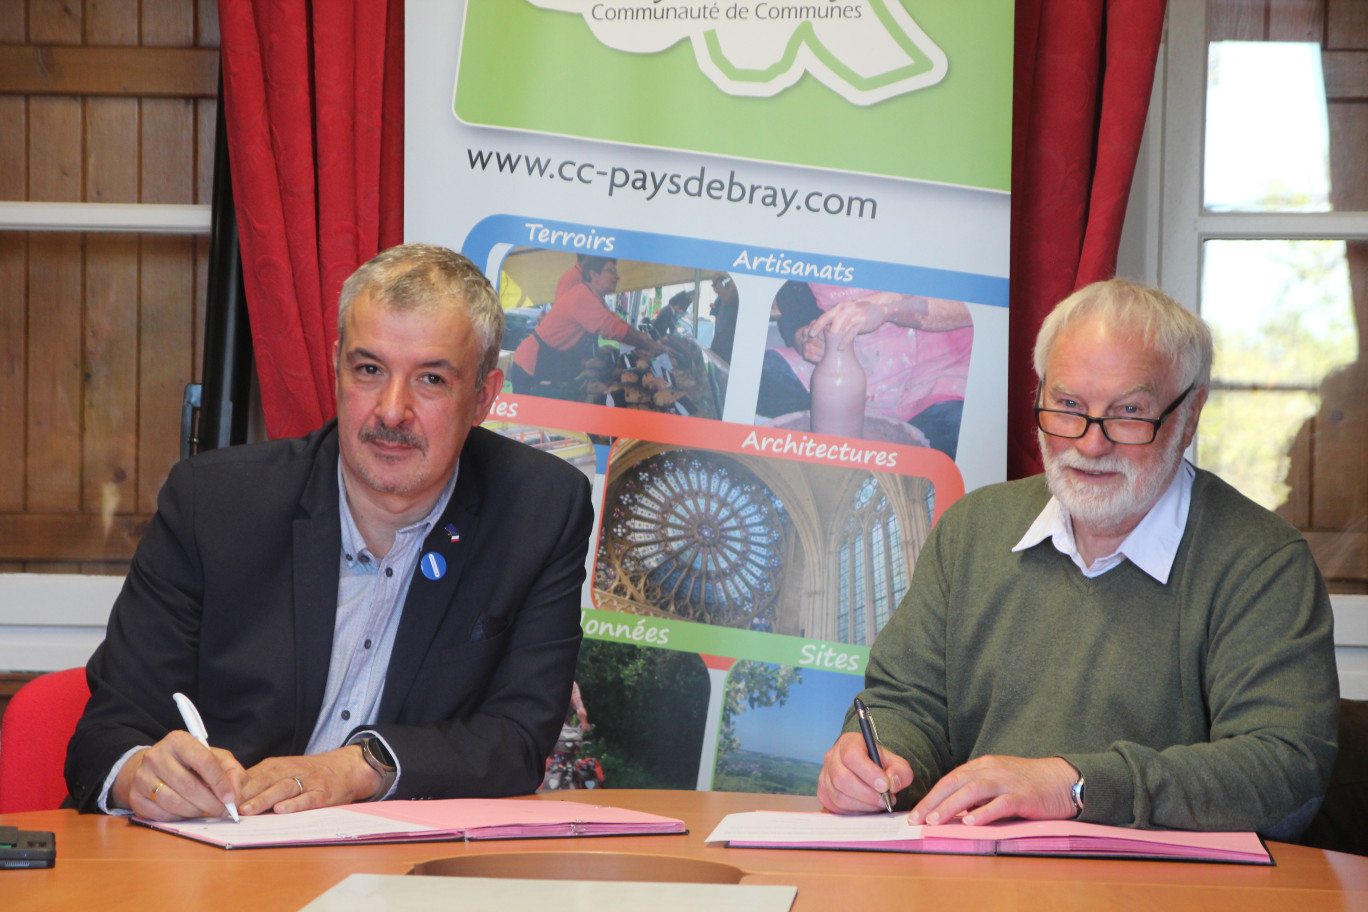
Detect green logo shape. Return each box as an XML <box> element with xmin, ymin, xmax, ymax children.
<box><xmin>528</xmin><ymin>0</ymin><xmax>947</xmax><ymax>105</ymax></box>
<box><xmin>454</xmin><ymin>0</ymin><xmax>1012</xmax><ymax>189</ymax></box>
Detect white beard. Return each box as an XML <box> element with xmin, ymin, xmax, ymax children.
<box><xmin>1040</xmin><ymin>426</ymin><xmax>1186</xmax><ymax>534</ymax></box>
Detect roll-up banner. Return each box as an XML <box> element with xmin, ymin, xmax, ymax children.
<box><xmin>406</xmin><ymin>0</ymin><xmax>1011</xmax><ymax>794</ymax></box>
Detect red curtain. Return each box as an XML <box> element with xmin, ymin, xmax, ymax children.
<box><xmin>218</xmin><ymin>0</ymin><xmax>405</xmax><ymax>440</ymax></box>
<box><xmin>1008</xmin><ymin>0</ymin><xmax>1168</xmax><ymax>478</ymax></box>
<box><xmin>220</xmin><ymin>0</ymin><xmax>1164</xmax><ymax>463</ymax></box>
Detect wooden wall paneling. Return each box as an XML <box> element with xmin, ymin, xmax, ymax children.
<box><xmin>1327</xmin><ymin>88</ymin><xmax>1368</xmax><ymax>210</ymax></box>
<box><xmin>0</xmin><ymin>95</ymin><xmax>29</xmax><ymax>195</ymax></box>
<box><xmin>199</xmin><ymin>0</ymin><xmax>220</xmax><ymax>47</ymax></box>
<box><xmin>1209</xmin><ymin>0</ymin><xmax>1271</xmax><ymax>41</ymax></box>
<box><xmin>86</xmin><ymin>0</ymin><xmax>140</xmax><ymax>46</ymax></box>
<box><xmin>137</xmin><ymin>236</ymin><xmax>194</xmax><ymax>513</ymax></box>
<box><xmin>82</xmin><ymin>95</ymin><xmax>139</xmax><ymax>530</ymax></box>
<box><xmin>139</xmin><ymin>93</ymin><xmax>199</xmax><ymax>501</ymax></box>
<box><xmin>196</xmin><ymin>97</ymin><xmax>215</xmax><ymax>203</ymax></box>
<box><xmin>0</xmin><ymin>95</ymin><xmax>27</xmax><ymax>515</ymax></box>
<box><xmin>1306</xmin><ymin>531</ymin><xmax>1368</xmax><ymax>590</ymax></box>
<box><xmin>0</xmin><ymin>512</ymin><xmax>144</xmax><ymax>561</ymax></box>
<box><xmin>26</xmin><ymin>231</ymin><xmax>84</xmax><ymax>514</ymax></box>
<box><xmin>144</xmin><ymin>0</ymin><xmax>196</xmax><ymax>47</ymax></box>
<box><xmin>1349</xmin><ymin>240</ymin><xmax>1368</xmax><ymax>360</ymax></box>
<box><xmin>142</xmin><ymin>97</ymin><xmax>194</xmax><ymax>203</ymax></box>
<box><xmin>2</xmin><ymin>0</ymin><xmax>221</xmax><ymax>572</ymax></box>
<box><xmin>29</xmin><ymin>0</ymin><xmax>81</xmax><ymax>45</ymax></box>
<box><xmin>85</xmin><ymin>96</ymin><xmax>137</xmax><ymax>203</ymax></box>
<box><xmin>26</xmin><ymin>99</ymin><xmax>83</xmax><ymax>513</ymax></box>
<box><xmin>1327</xmin><ymin>0</ymin><xmax>1368</xmax><ymax>49</ymax></box>
<box><xmin>28</xmin><ymin>96</ymin><xmax>81</xmax><ymax>201</ymax></box>
<box><xmin>1322</xmin><ymin>51</ymin><xmax>1368</xmax><ymax>100</ymax></box>
<box><xmin>83</xmin><ymin>233</ymin><xmax>139</xmax><ymax>525</ymax></box>
<box><xmin>0</xmin><ymin>3</ymin><xmax>23</xmax><ymax>42</ymax></box>
<box><xmin>0</xmin><ymin>233</ymin><xmax>27</xmax><ymax>514</ymax></box>
<box><xmin>1268</xmin><ymin>0</ymin><xmax>1324</xmax><ymax>41</ymax></box>
<box><xmin>0</xmin><ymin>46</ymin><xmax>222</xmax><ymax>96</ymax></box>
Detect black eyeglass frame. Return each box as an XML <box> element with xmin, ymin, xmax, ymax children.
<box><xmin>1034</xmin><ymin>383</ymin><xmax>1194</xmax><ymax>445</ymax></box>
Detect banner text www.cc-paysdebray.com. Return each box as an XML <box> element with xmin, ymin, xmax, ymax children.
<box><xmin>467</xmin><ymin>148</ymin><xmax>878</xmax><ymax>220</ymax></box>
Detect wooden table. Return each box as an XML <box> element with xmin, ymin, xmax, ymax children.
<box><xmin>5</xmin><ymin>790</ymin><xmax>1368</xmax><ymax>912</ymax></box>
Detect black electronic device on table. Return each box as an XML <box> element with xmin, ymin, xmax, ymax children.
<box><xmin>0</xmin><ymin>826</ymin><xmax>56</xmax><ymax>868</ymax></box>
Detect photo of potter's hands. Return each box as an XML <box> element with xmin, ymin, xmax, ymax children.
<box><xmin>757</xmin><ymin>282</ymin><xmax>974</xmax><ymax>458</ymax></box>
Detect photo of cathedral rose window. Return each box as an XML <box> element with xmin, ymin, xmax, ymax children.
<box><xmin>592</xmin><ymin>440</ymin><xmax>935</xmax><ymax>647</ymax></box>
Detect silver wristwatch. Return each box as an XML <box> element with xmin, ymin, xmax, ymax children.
<box><xmin>357</xmin><ymin>736</ymin><xmax>397</xmax><ymax>801</ymax></box>
<box><xmin>1061</xmin><ymin>758</ymin><xmax>1085</xmax><ymax>819</ymax></box>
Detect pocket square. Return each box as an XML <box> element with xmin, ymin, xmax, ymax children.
<box><xmin>469</xmin><ymin>614</ymin><xmax>509</xmax><ymax>642</ymax></box>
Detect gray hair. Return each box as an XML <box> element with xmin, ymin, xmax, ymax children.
<box><xmin>1033</xmin><ymin>278</ymin><xmax>1213</xmax><ymax>392</ymax></box>
<box><xmin>337</xmin><ymin>244</ymin><xmax>504</xmax><ymax>388</ymax></box>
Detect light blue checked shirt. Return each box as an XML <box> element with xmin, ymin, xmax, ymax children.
<box><xmin>304</xmin><ymin>461</ymin><xmax>462</xmax><ymax>793</ymax></box>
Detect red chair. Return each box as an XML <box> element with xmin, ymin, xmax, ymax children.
<box><xmin>0</xmin><ymin>668</ymin><xmax>91</xmax><ymax>813</ymax></box>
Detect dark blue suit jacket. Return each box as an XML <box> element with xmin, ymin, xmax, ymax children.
<box><xmin>66</xmin><ymin>422</ymin><xmax>592</xmax><ymax>809</ymax></box>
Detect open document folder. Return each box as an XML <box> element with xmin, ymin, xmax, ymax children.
<box><xmin>133</xmin><ymin>798</ymin><xmax>685</xmax><ymax>850</ymax></box>
<box><xmin>705</xmin><ymin>811</ymin><xmax>1272</xmax><ymax>865</ymax></box>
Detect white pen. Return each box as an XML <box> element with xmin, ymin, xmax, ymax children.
<box><xmin>172</xmin><ymin>692</ymin><xmax>241</xmax><ymax>822</ymax></box>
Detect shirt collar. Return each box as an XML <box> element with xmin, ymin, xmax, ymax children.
<box><xmin>337</xmin><ymin>459</ymin><xmax>461</xmax><ymax>564</ymax></box>
<box><xmin>1013</xmin><ymin>460</ymin><xmax>1194</xmax><ymax>583</ymax></box>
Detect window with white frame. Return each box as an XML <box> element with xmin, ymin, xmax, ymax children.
<box><xmin>1145</xmin><ymin>0</ymin><xmax>1367</xmax><ymax>697</ymax></box>
<box><xmin>1158</xmin><ymin>1</ymin><xmax>1367</xmax><ymax>598</ymax></box>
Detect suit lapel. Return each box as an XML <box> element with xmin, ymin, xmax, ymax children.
<box><xmin>291</xmin><ymin>425</ymin><xmax>344</xmax><ymax>754</ymax></box>
<box><xmin>379</xmin><ymin>431</ymin><xmax>488</xmax><ymax>720</ymax></box>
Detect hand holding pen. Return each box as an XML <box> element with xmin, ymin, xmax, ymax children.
<box><xmin>112</xmin><ymin>694</ymin><xmax>245</xmax><ymax>821</ymax></box>
<box><xmin>854</xmin><ymin>698</ymin><xmax>894</xmax><ymax>812</ymax></box>
<box><xmin>173</xmin><ymin>693</ymin><xmax>241</xmax><ymax>821</ymax></box>
<box><xmin>816</xmin><ymin>700</ymin><xmax>912</xmax><ymax>815</ymax></box>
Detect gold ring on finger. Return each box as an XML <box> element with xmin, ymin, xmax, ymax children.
<box><xmin>293</xmin><ymin>776</ymin><xmax>304</xmax><ymax>796</ymax></box>
<box><xmin>151</xmin><ymin>781</ymin><xmax>165</xmax><ymax>801</ymax></box>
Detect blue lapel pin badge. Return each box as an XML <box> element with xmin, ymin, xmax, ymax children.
<box><xmin>420</xmin><ymin>552</ymin><xmax>447</xmax><ymax>581</ymax></box>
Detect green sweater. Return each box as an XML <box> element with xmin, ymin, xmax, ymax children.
<box><xmin>851</xmin><ymin>469</ymin><xmax>1338</xmax><ymax>833</ymax></box>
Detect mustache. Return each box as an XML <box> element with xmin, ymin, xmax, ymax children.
<box><xmin>360</xmin><ymin>423</ymin><xmax>426</xmax><ymax>451</ymax></box>
<box><xmin>1051</xmin><ymin>449</ymin><xmax>1135</xmax><ymax>479</ymax></box>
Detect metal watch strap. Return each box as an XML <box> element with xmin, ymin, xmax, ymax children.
<box><xmin>358</xmin><ymin>736</ymin><xmax>397</xmax><ymax>802</ymax></box>
<box><xmin>1059</xmin><ymin>757</ymin><xmax>1085</xmax><ymax>819</ymax></box>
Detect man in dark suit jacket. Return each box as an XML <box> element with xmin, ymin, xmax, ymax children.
<box><xmin>66</xmin><ymin>244</ymin><xmax>593</xmax><ymax>819</ymax></box>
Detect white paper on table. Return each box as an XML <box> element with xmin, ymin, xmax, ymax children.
<box><xmin>156</xmin><ymin>807</ymin><xmax>428</xmax><ymax>847</ymax></box>
<box><xmin>705</xmin><ymin>811</ymin><xmax>921</xmax><ymax>845</ymax></box>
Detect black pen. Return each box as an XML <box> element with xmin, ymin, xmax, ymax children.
<box><xmin>853</xmin><ymin>697</ymin><xmax>894</xmax><ymax>812</ymax></box>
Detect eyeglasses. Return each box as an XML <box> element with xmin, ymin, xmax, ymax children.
<box><xmin>1035</xmin><ymin>384</ymin><xmax>1193</xmax><ymax>445</ymax></box>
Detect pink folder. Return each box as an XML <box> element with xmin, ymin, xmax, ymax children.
<box><xmin>714</xmin><ymin>813</ymin><xmax>1272</xmax><ymax>865</ymax></box>
<box><xmin>134</xmin><ymin>798</ymin><xmax>686</xmax><ymax>849</ymax></box>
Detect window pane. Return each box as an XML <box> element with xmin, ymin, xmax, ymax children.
<box><xmin>1204</xmin><ymin>42</ymin><xmax>1331</xmax><ymax>212</ymax></box>
<box><xmin>1198</xmin><ymin>238</ymin><xmax>1360</xmax><ymax>511</ymax></box>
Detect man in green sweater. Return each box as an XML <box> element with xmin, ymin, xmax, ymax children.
<box><xmin>818</xmin><ymin>279</ymin><xmax>1338</xmax><ymax>837</ymax></box>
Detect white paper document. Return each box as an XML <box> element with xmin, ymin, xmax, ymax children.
<box><xmin>706</xmin><ymin>810</ymin><xmax>919</xmax><ymax>845</ymax></box>
<box><xmin>300</xmin><ymin>874</ymin><xmax>798</xmax><ymax>912</ymax></box>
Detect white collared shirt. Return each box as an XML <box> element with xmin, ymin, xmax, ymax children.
<box><xmin>1012</xmin><ymin>460</ymin><xmax>1195</xmax><ymax>582</ymax></box>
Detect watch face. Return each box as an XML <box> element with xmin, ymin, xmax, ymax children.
<box><xmin>364</xmin><ymin>737</ymin><xmax>395</xmax><ymax>770</ymax></box>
